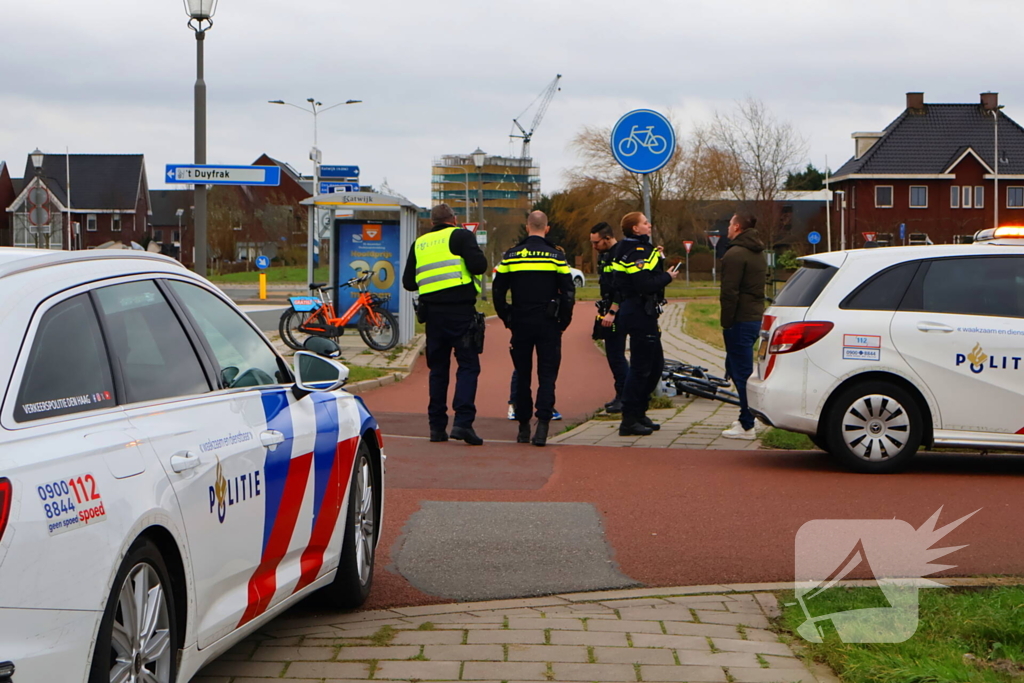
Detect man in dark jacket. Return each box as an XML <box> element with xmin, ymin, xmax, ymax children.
<box><xmin>402</xmin><ymin>204</ymin><xmax>488</xmax><ymax>445</ymax></box>
<box><xmin>719</xmin><ymin>212</ymin><xmax>766</xmax><ymax>440</ymax></box>
<box><xmin>493</xmin><ymin>210</ymin><xmax>575</xmax><ymax>446</ymax></box>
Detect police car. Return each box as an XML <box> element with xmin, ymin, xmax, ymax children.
<box><xmin>748</xmin><ymin>226</ymin><xmax>1024</xmax><ymax>473</ymax></box>
<box><xmin>0</xmin><ymin>248</ymin><xmax>384</xmax><ymax>682</ymax></box>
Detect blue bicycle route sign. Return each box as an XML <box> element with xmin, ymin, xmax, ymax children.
<box><xmin>611</xmin><ymin>109</ymin><xmax>676</xmax><ymax>174</ymax></box>
<box><xmin>807</xmin><ymin>231</ymin><xmax>821</xmax><ymax>245</ymax></box>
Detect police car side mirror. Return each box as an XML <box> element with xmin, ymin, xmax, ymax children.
<box><xmin>292</xmin><ymin>351</ymin><xmax>349</xmax><ymax>397</ymax></box>
<box><xmin>303</xmin><ymin>335</ymin><xmax>342</xmax><ymax>358</ymax></box>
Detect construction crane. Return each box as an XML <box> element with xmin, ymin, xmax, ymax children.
<box><xmin>510</xmin><ymin>74</ymin><xmax>562</xmax><ymax>159</ymax></box>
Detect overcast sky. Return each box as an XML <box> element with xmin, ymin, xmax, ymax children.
<box><xmin>1</xmin><ymin>0</ymin><xmax>1020</xmax><ymax>208</ymax></box>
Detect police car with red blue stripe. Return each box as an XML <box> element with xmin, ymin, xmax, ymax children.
<box><xmin>749</xmin><ymin>226</ymin><xmax>1024</xmax><ymax>473</ymax></box>
<box><xmin>0</xmin><ymin>248</ymin><xmax>384</xmax><ymax>682</ymax></box>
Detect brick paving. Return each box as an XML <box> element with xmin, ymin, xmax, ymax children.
<box><xmin>550</xmin><ymin>302</ymin><xmax>767</xmax><ymax>450</ymax></box>
<box><xmin>193</xmin><ymin>586</ymin><xmax>827</xmax><ymax>682</ymax></box>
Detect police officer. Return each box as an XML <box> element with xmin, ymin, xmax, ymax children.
<box><xmin>590</xmin><ymin>221</ymin><xmax>627</xmax><ymax>414</ymax></box>
<box><xmin>402</xmin><ymin>203</ymin><xmax>488</xmax><ymax>445</ymax></box>
<box><xmin>492</xmin><ymin>210</ymin><xmax>575</xmax><ymax>447</ymax></box>
<box><xmin>612</xmin><ymin>212</ymin><xmax>680</xmax><ymax>436</ymax></box>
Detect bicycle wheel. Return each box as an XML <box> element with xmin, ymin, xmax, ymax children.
<box><xmin>618</xmin><ymin>137</ymin><xmax>639</xmax><ymax>157</ymax></box>
<box><xmin>649</xmin><ymin>134</ymin><xmax>668</xmax><ymax>155</ymax></box>
<box><xmin>279</xmin><ymin>309</ymin><xmax>306</xmax><ymax>350</ymax></box>
<box><xmin>358</xmin><ymin>308</ymin><xmax>399</xmax><ymax>351</ymax></box>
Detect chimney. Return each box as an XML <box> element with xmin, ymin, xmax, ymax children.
<box><xmin>981</xmin><ymin>92</ymin><xmax>999</xmax><ymax>111</ymax></box>
<box><xmin>906</xmin><ymin>92</ymin><xmax>925</xmax><ymax>111</ymax></box>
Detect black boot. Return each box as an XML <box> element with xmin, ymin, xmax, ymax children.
<box><xmin>619</xmin><ymin>416</ymin><xmax>654</xmax><ymax>436</ymax></box>
<box><xmin>532</xmin><ymin>420</ymin><xmax>550</xmax><ymax>447</ymax></box>
<box><xmin>640</xmin><ymin>415</ymin><xmax>661</xmax><ymax>431</ymax></box>
<box><xmin>517</xmin><ymin>421</ymin><xmax>532</xmax><ymax>443</ymax></box>
<box><xmin>605</xmin><ymin>398</ymin><xmax>623</xmax><ymax>414</ymax></box>
<box><xmin>429</xmin><ymin>429</ymin><xmax>448</xmax><ymax>442</ymax></box>
<box><xmin>450</xmin><ymin>425</ymin><xmax>484</xmax><ymax>446</ymax></box>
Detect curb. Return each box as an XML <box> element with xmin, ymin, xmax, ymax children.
<box><xmin>345</xmin><ymin>372</ymin><xmax>404</xmax><ymax>395</ymax></box>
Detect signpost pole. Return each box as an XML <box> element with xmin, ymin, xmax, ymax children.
<box><xmin>685</xmin><ymin>249</ymin><xmax>690</xmax><ymax>285</ymax></box>
<box><xmin>642</xmin><ymin>174</ymin><xmax>651</xmax><ymax>225</ymax></box>
<box><xmin>194</xmin><ymin>30</ymin><xmax>207</xmax><ymax>276</ymax></box>
<box><xmin>259</xmin><ymin>273</ymin><xmax>267</xmax><ymax>300</ymax></box>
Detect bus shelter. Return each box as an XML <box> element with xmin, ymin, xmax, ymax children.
<box><xmin>300</xmin><ymin>192</ymin><xmax>420</xmax><ymax>346</ymax></box>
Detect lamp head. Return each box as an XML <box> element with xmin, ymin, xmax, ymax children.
<box><xmin>471</xmin><ymin>148</ymin><xmax>486</xmax><ymax>168</ymax></box>
<box><xmin>268</xmin><ymin>100</ymin><xmax>285</xmax><ymax>105</ymax></box>
<box><xmin>183</xmin><ymin>0</ymin><xmax>218</xmax><ymax>20</ymax></box>
<box><xmin>30</xmin><ymin>148</ymin><xmax>44</xmax><ymax>171</ymax></box>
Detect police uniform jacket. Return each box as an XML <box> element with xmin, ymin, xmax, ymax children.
<box><xmin>492</xmin><ymin>235</ymin><xmax>575</xmax><ymax>330</ymax></box>
<box><xmin>402</xmin><ymin>223</ymin><xmax>488</xmax><ymax>306</ymax></box>
<box><xmin>611</xmin><ymin>234</ymin><xmax>672</xmax><ymax>314</ymax></box>
<box><xmin>597</xmin><ymin>249</ymin><xmax>619</xmax><ymax>306</ymax></box>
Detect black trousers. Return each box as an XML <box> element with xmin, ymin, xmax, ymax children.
<box><xmin>425</xmin><ymin>308</ymin><xmax>480</xmax><ymax>431</ymax></box>
<box><xmin>604</xmin><ymin>324</ymin><xmax>628</xmax><ymax>400</ymax></box>
<box><xmin>619</xmin><ymin>305</ymin><xmax>664</xmax><ymax>420</ymax></box>
<box><xmin>509</xmin><ymin>322</ymin><xmax>562</xmax><ymax>422</ymax></box>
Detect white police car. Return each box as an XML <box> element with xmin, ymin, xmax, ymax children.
<box><xmin>0</xmin><ymin>248</ymin><xmax>384</xmax><ymax>682</ymax></box>
<box><xmin>748</xmin><ymin>226</ymin><xmax>1024</xmax><ymax>473</ymax></box>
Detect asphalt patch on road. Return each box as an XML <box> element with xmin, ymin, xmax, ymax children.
<box><xmin>393</xmin><ymin>501</ymin><xmax>639</xmax><ymax>601</ymax></box>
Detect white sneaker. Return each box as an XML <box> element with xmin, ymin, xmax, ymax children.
<box><xmin>507</xmin><ymin>404</ymin><xmax>516</xmax><ymax>420</ymax></box>
<box><xmin>721</xmin><ymin>423</ymin><xmax>756</xmax><ymax>440</ymax></box>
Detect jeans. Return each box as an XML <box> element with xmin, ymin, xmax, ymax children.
<box><xmin>425</xmin><ymin>308</ymin><xmax>480</xmax><ymax>431</ymax></box>
<box><xmin>723</xmin><ymin>320</ymin><xmax>761</xmax><ymax>431</ymax></box>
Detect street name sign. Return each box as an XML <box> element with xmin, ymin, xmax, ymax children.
<box><xmin>475</xmin><ymin>229</ymin><xmax>487</xmax><ymax>246</ymax></box>
<box><xmin>319</xmin><ymin>182</ymin><xmax>359</xmax><ymax>194</ymax></box>
<box><xmin>165</xmin><ymin>164</ymin><xmax>281</xmax><ymax>186</ymax></box>
<box><xmin>320</xmin><ymin>165</ymin><xmax>360</xmax><ymax>179</ymax></box>
<box><xmin>611</xmin><ymin>109</ymin><xmax>676</xmax><ymax>174</ymax></box>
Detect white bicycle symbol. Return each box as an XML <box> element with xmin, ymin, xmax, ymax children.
<box><xmin>617</xmin><ymin>125</ymin><xmax>668</xmax><ymax>157</ymax></box>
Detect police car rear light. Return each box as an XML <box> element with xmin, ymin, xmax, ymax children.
<box><xmin>769</xmin><ymin>321</ymin><xmax>834</xmax><ymax>354</ymax></box>
<box><xmin>973</xmin><ymin>225</ymin><xmax>1024</xmax><ymax>243</ymax></box>
<box><xmin>0</xmin><ymin>478</ymin><xmax>10</xmax><ymax>544</ymax></box>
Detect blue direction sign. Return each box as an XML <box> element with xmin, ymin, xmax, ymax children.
<box><xmin>319</xmin><ymin>182</ymin><xmax>360</xmax><ymax>194</ymax></box>
<box><xmin>165</xmin><ymin>164</ymin><xmax>281</xmax><ymax>186</ymax></box>
<box><xmin>319</xmin><ymin>165</ymin><xmax>360</xmax><ymax>179</ymax></box>
<box><xmin>899</xmin><ymin>223</ymin><xmax>906</xmax><ymax>240</ymax></box>
<box><xmin>255</xmin><ymin>255</ymin><xmax>271</xmax><ymax>269</ymax></box>
<box><xmin>807</xmin><ymin>231</ymin><xmax>821</xmax><ymax>245</ymax></box>
<box><xmin>611</xmin><ymin>110</ymin><xmax>676</xmax><ymax>174</ymax></box>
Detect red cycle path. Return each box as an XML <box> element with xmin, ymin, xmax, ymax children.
<box><xmin>352</xmin><ymin>304</ymin><xmax>1024</xmax><ymax>611</ymax></box>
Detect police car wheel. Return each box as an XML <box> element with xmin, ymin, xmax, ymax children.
<box><xmin>826</xmin><ymin>381</ymin><xmax>923</xmax><ymax>474</ymax></box>
<box><xmin>90</xmin><ymin>538</ymin><xmax>178</xmax><ymax>683</ymax></box>
<box><xmin>573</xmin><ymin>276</ymin><xmax>583</xmax><ymax>288</ymax></box>
<box><xmin>323</xmin><ymin>442</ymin><xmax>377</xmax><ymax>608</ymax></box>
<box><xmin>809</xmin><ymin>434</ymin><xmax>830</xmax><ymax>453</ymax></box>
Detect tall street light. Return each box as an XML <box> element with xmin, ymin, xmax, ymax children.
<box><xmin>471</xmin><ymin>148</ymin><xmax>487</xmax><ymax>301</ymax></box>
<box><xmin>184</xmin><ymin>0</ymin><xmax>217</xmax><ymax>276</ymax></box>
<box><xmin>268</xmin><ymin>98</ymin><xmax>362</xmax><ymax>284</ymax></box>
<box><xmin>992</xmin><ymin>104</ymin><xmax>1006</xmax><ymax>230</ymax></box>
<box><xmin>443</xmin><ymin>165</ymin><xmax>473</xmax><ymax>224</ymax></box>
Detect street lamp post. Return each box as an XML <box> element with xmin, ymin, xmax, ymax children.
<box><xmin>445</xmin><ymin>165</ymin><xmax>473</xmax><ymax>224</ymax></box>
<box><xmin>835</xmin><ymin>190</ymin><xmax>846</xmax><ymax>250</ymax></box>
<box><xmin>183</xmin><ymin>0</ymin><xmax>217</xmax><ymax>277</ymax></box>
<box><xmin>268</xmin><ymin>98</ymin><xmax>362</xmax><ymax>284</ymax></box>
<box><xmin>471</xmin><ymin>148</ymin><xmax>487</xmax><ymax>301</ymax></box>
<box><xmin>993</xmin><ymin>104</ymin><xmax>1005</xmax><ymax>230</ymax></box>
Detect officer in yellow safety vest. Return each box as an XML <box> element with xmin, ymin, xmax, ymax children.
<box><xmin>402</xmin><ymin>203</ymin><xmax>488</xmax><ymax>445</ymax></box>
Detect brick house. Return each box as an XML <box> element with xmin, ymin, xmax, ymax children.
<box><xmin>149</xmin><ymin>188</ymin><xmax>194</xmax><ymax>266</ymax></box>
<box><xmin>827</xmin><ymin>92</ymin><xmax>1024</xmax><ymax>246</ymax></box>
<box><xmin>0</xmin><ymin>162</ymin><xmax>14</xmax><ymax>247</ymax></box>
<box><xmin>6</xmin><ymin>154</ymin><xmax>150</xmax><ymax>250</ymax></box>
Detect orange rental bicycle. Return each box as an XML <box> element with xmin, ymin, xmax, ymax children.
<box><xmin>279</xmin><ymin>269</ymin><xmax>399</xmax><ymax>352</ymax></box>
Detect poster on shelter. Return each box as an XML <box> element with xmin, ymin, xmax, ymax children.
<box><xmin>333</xmin><ymin>219</ymin><xmax>400</xmax><ymax>321</ymax></box>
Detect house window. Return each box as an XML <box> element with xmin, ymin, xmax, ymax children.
<box><xmin>951</xmin><ymin>186</ymin><xmax>960</xmax><ymax>208</ymax></box>
<box><xmin>963</xmin><ymin>186</ymin><xmax>973</xmax><ymax>209</ymax></box>
<box><xmin>875</xmin><ymin>186</ymin><xmax>893</xmax><ymax>208</ymax></box>
<box><xmin>112</xmin><ymin>213</ymin><xmax>121</xmax><ymax>232</ymax></box>
<box><xmin>1008</xmin><ymin>187</ymin><xmax>1024</xmax><ymax>208</ymax></box>
<box><xmin>909</xmin><ymin>186</ymin><xmax>928</xmax><ymax>208</ymax></box>
<box><xmin>173</xmin><ymin>231</ymin><xmax>180</xmax><ymax>242</ymax></box>
<box><xmin>233</xmin><ymin>223</ymin><xmax>242</xmax><ymax>231</ymax></box>
<box><xmin>86</xmin><ymin>214</ymin><xmax>97</xmax><ymax>232</ymax></box>
<box><xmin>974</xmin><ymin>186</ymin><xmax>984</xmax><ymax>209</ymax></box>
<box><xmin>153</xmin><ymin>230</ymin><xmax>163</xmax><ymax>243</ymax></box>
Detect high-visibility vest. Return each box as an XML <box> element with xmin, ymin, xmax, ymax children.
<box><xmin>413</xmin><ymin>227</ymin><xmax>480</xmax><ymax>295</ymax></box>
<box><xmin>611</xmin><ymin>241</ymin><xmax>662</xmax><ymax>275</ymax></box>
<box><xmin>495</xmin><ymin>245</ymin><xmax>571</xmax><ymax>275</ymax></box>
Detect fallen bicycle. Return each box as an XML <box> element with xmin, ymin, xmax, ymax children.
<box><xmin>661</xmin><ymin>359</ymin><xmax>741</xmax><ymax>406</ymax></box>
